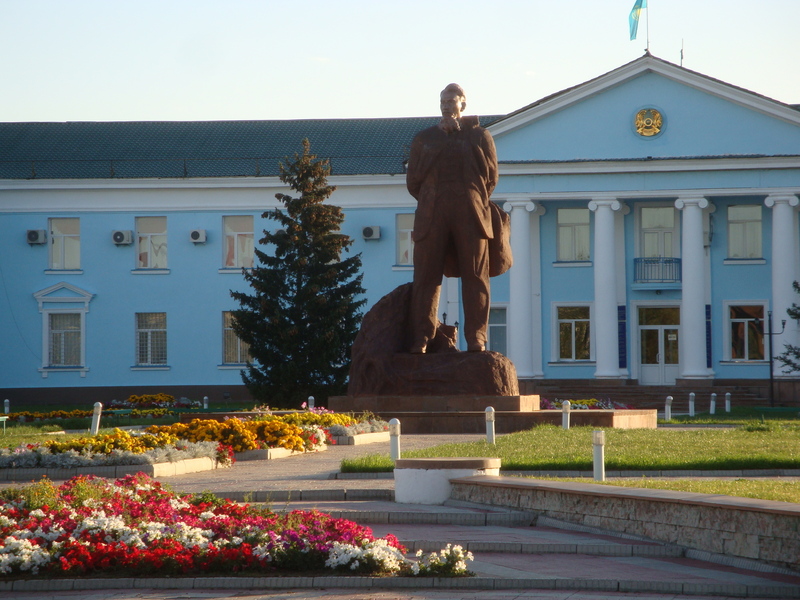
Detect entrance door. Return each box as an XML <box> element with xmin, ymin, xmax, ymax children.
<box><xmin>639</xmin><ymin>307</ymin><xmax>680</xmax><ymax>385</ymax></box>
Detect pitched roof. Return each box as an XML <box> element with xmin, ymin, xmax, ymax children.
<box><xmin>0</xmin><ymin>116</ymin><xmax>502</xmax><ymax>180</ymax></box>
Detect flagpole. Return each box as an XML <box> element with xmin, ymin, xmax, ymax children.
<box><xmin>646</xmin><ymin>0</ymin><xmax>650</xmax><ymax>52</ymax></box>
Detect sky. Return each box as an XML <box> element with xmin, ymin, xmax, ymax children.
<box><xmin>1</xmin><ymin>0</ymin><xmax>798</xmax><ymax>123</ymax></box>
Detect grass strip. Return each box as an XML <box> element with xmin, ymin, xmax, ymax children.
<box><xmin>340</xmin><ymin>424</ymin><xmax>800</xmax><ymax>473</ymax></box>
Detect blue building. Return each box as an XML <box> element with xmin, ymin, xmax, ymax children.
<box><xmin>2</xmin><ymin>55</ymin><xmax>799</xmax><ymax>407</ymax></box>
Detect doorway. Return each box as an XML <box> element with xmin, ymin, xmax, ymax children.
<box><xmin>639</xmin><ymin>306</ymin><xmax>680</xmax><ymax>385</ymax></box>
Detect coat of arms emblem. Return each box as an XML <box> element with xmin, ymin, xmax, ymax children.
<box><xmin>635</xmin><ymin>108</ymin><xmax>663</xmax><ymax>136</ymax></box>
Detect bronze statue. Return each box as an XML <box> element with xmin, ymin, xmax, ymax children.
<box><xmin>407</xmin><ymin>83</ymin><xmax>506</xmax><ymax>354</ymax></box>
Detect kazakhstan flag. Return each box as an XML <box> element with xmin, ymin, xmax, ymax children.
<box><xmin>629</xmin><ymin>0</ymin><xmax>646</xmax><ymax>40</ymax></box>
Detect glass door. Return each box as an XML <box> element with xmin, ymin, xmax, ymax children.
<box><xmin>639</xmin><ymin>307</ymin><xmax>680</xmax><ymax>385</ymax></box>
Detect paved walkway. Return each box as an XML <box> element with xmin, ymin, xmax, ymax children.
<box><xmin>2</xmin><ymin>434</ymin><xmax>799</xmax><ymax>600</ymax></box>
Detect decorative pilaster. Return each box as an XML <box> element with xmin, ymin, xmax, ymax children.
<box><xmin>503</xmin><ymin>199</ymin><xmax>544</xmax><ymax>378</ymax></box>
<box><xmin>588</xmin><ymin>199</ymin><xmax>623</xmax><ymax>378</ymax></box>
<box><xmin>675</xmin><ymin>197</ymin><xmax>712</xmax><ymax>379</ymax></box>
<box><xmin>765</xmin><ymin>194</ymin><xmax>800</xmax><ymax>376</ymax></box>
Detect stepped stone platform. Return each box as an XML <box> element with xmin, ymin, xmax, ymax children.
<box><xmin>330</xmin><ymin>395</ymin><xmax>656</xmax><ymax>432</ymax></box>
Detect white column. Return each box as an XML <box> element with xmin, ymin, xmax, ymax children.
<box><xmin>765</xmin><ymin>194</ymin><xmax>800</xmax><ymax>376</ymax></box>
<box><xmin>504</xmin><ymin>199</ymin><xmax>536</xmax><ymax>377</ymax></box>
<box><xmin>588</xmin><ymin>199</ymin><xmax>622</xmax><ymax>379</ymax></box>
<box><xmin>675</xmin><ymin>197</ymin><xmax>711</xmax><ymax>379</ymax></box>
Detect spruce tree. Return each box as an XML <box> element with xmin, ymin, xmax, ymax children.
<box><xmin>230</xmin><ymin>139</ymin><xmax>366</xmax><ymax>407</ymax></box>
<box><xmin>776</xmin><ymin>281</ymin><xmax>800</xmax><ymax>373</ymax></box>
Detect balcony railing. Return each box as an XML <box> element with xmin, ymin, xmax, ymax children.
<box><xmin>633</xmin><ymin>257</ymin><xmax>682</xmax><ymax>283</ymax></box>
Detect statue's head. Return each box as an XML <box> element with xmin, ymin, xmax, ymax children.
<box><xmin>440</xmin><ymin>83</ymin><xmax>466</xmax><ymax>119</ymax></box>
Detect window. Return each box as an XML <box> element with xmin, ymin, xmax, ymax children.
<box><xmin>136</xmin><ymin>312</ymin><xmax>167</xmax><ymax>365</ymax></box>
<box><xmin>48</xmin><ymin>313</ymin><xmax>81</xmax><ymax>366</ymax></box>
<box><xmin>136</xmin><ymin>216</ymin><xmax>167</xmax><ymax>269</ymax></box>
<box><xmin>728</xmin><ymin>205</ymin><xmax>762</xmax><ymax>259</ymax></box>
<box><xmin>224</xmin><ymin>216</ymin><xmax>254</xmax><ymax>268</ymax></box>
<box><xmin>557</xmin><ymin>306</ymin><xmax>591</xmax><ymax>360</ymax></box>
<box><xmin>49</xmin><ymin>218</ymin><xmax>80</xmax><ymax>270</ymax></box>
<box><xmin>640</xmin><ymin>206</ymin><xmax>677</xmax><ymax>258</ymax></box>
<box><xmin>729</xmin><ymin>305</ymin><xmax>764</xmax><ymax>360</ymax></box>
<box><xmin>557</xmin><ymin>209</ymin><xmax>590</xmax><ymax>261</ymax></box>
<box><xmin>222</xmin><ymin>311</ymin><xmax>251</xmax><ymax>364</ymax></box>
<box><xmin>487</xmin><ymin>307</ymin><xmax>507</xmax><ymax>355</ymax></box>
<box><xmin>396</xmin><ymin>214</ymin><xmax>415</xmax><ymax>265</ymax></box>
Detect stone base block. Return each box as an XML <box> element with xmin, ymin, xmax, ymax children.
<box><xmin>394</xmin><ymin>457</ymin><xmax>501</xmax><ymax>504</ymax></box>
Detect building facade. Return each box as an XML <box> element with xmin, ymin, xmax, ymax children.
<box><xmin>2</xmin><ymin>55</ymin><xmax>799</xmax><ymax>406</ymax></box>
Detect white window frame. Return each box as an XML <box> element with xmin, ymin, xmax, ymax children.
<box><xmin>134</xmin><ymin>312</ymin><xmax>168</xmax><ymax>368</ymax></box>
<box><xmin>556</xmin><ymin>208</ymin><xmax>590</xmax><ymax>262</ymax></box>
<box><xmin>135</xmin><ymin>216</ymin><xmax>168</xmax><ymax>270</ymax></box>
<box><xmin>34</xmin><ymin>282</ymin><xmax>93</xmax><ymax>378</ymax></box>
<box><xmin>487</xmin><ymin>305</ymin><xmax>508</xmax><ymax>355</ymax></box>
<box><xmin>722</xmin><ymin>301</ymin><xmax>767</xmax><ymax>362</ymax></box>
<box><xmin>727</xmin><ymin>205</ymin><xmax>763</xmax><ymax>260</ymax></box>
<box><xmin>552</xmin><ymin>303</ymin><xmax>593</xmax><ymax>362</ymax></box>
<box><xmin>222</xmin><ymin>215</ymin><xmax>255</xmax><ymax>270</ymax></box>
<box><xmin>221</xmin><ymin>311</ymin><xmax>251</xmax><ymax>366</ymax></box>
<box><xmin>635</xmin><ymin>203</ymin><xmax>680</xmax><ymax>258</ymax></box>
<box><xmin>395</xmin><ymin>213</ymin><xmax>415</xmax><ymax>267</ymax></box>
<box><xmin>48</xmin><ymin>217</ymin><xmax>81</xmax><ymax>271</ymax></box>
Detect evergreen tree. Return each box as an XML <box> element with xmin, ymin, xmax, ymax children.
<box><xmin>230</xmin><ymin>139</ymin><xmax>366</xmax><ymax>407</ymax></box>
<box><xmin>776</xmin><ymin>281</ymin><xmax>800</xmax><ymax>372</ymax></box>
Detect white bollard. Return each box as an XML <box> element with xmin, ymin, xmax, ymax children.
<box><xmin>3</xmin><ymin>399</ymin><xmax>8</xmax><ymax>415</ymax></box>
<box><xmin>593</xmin><ymin>430</ymin><xmax>606</xmax><ymax>482</ymax></box>
<box><xmin>90</xmin><ymin>402</ymin><xmax>103</xmax><ymax>435</ymax></box>
<box><xmin>664</xmin><ymin>396</ymin><xmax>673</xmax><ymax>422</ymax></box>
<box><xmin>562</xmin><ymin>401</ymin><xmax>571</xmax><ymax>430</ymax></box>
<box><xmin>308</xmin><ymin>396</ymin><xmax>315</xmax><ymax>409</ymax></box>
<box><xmin>688</xmin><ymin>392</ymin><xmax>695</xmax><ymax>417</ymax></box>
<box><xmin>203</xmin><ymin>396</ymin><xmax>209</xmax><ymax>409</ymax></box>
<box><xmin>710</xmin><ymin>393</ymin><xmax>717</xmax><ymax>415</ymax></box>
<box><xmin>725</xmin><ymin>392</ymin><xmax>731</xmax><ymax>413</ymax></box>
<box><xmin>485</xmin><ymin>407</ymin><xmax>496</xmax><ymax>445</ymax></box>
<box><xmin>389</xmin><ymin>418</ymin><xmax>401</xmax><ymax>461</ymax></box>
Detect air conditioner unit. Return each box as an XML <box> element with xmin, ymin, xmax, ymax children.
<box><xmin>362</xmin><ymin>226</ymin><xmax>381</xmax><ymax>240</ymax></box>
<box><xmin>27</xmin><ymin>229</ymin><xmax>47</xmax><ymax>245</ymax></box>
<box><xmin>190</xmin><ymin>229</ymin><xmax>207</xmax><ymax>243</ymax></box>
<box><xmin>112</xmin><ymin>230</ymin><xmax>133</xmax><ymax>245</ymax></box>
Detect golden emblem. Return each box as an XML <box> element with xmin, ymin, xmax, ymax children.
<box><xmin>634</xmin><ymin>108</ymin><xmax>663</xmax><ymax>136</ymax></box>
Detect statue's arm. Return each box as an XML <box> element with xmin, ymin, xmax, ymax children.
<box><xmin>481</xmin><ymin>131</ymin><xmax>499</xmax><ymax>197</ymax></box>
<box><xmin>406</xmin><ymin>135</ymin><xmax>424</xmax><ymax>200</ymax></box>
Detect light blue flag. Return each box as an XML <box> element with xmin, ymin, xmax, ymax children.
<box><xmin>629</xmin><ymin>0</ymin><xmax>647</xmax><ymax>40</ymax></box>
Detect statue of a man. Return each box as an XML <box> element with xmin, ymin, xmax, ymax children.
<box><xmin>406</xmin><ymin>83</ymin><xmax>500</xmax><ymax>354</ymax></box>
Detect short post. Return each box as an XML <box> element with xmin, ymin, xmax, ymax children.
<box><xmin>688</xmin><ymin>392</ymin><xmax>695</xmax><ymax>417</ymax></box>
<box><xmin>561</xmin><ymin>401</ymin><xmax>571</xmax><ymax>430</ymax></box>
<box><xmin>485</xmin><ymin>406</ymin><xmax>496</xmax><ymax>445</ymax></box>
<box><xmin>710</xmin><ymin>393</ymin><xmax>717</xmax><ymax>415</ymax></box>
<box><xmin>203</xmin><ymin>396</ymin><xmax>209</xmax><ymax>409</ymax></box>
<box><xmin>725</xmin><ymin>392</ymin><xmax>731</xmax><ymax>413</ymax></box>
<box><xmin>307</xmin><ymin>396</ymin><xmax>315</xmax><ymax>409</ymax></box>
<box><xmin>664</xmin><ymin>396</ymin><xmax>673</xmax><ymax>422</ymax></box>
<box><xmin>389</xmin><ymin>418</ymin><xmax>401</xmax><ymax>461</ymax></box>
<box><xmin>90</xmin><ymin>402</ymin><xmax>103</xmax><ymax>435</ymax></box>
<box><xmin>3</xmin><ymin>399</ymin><xmax>8</xmax><ymax>415</ymax></box>
<box><xmin>593</xmin><ymin>430</ymin><xmax>606</xmax><ymax>482</ymax></box>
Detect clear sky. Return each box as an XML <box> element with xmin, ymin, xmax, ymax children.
<box><xmin>1</xmin><ymin>0</ymin><xmax>798</xmax><ymax>123</ymax></box>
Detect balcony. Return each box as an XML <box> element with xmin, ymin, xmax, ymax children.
<box><xmin>633</xmin><ymin>257</ymin><xmax>682</xmax><ymax>290</ymax></box>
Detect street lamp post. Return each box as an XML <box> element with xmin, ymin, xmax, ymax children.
<box><xmin>766</xmin><ymin>310</ymin><xmax>787</xmax><ymax>407</ymax></box>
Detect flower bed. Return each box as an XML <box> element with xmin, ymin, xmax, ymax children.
<box><xmin>0</xmin><ymin>474</ymin><xmax>472</xmax><ymax>578</ymax></box>
<box><xmin>540</xmin><ymin>397</ymin><xmax>632</xmax><ymax>410</ymax></box>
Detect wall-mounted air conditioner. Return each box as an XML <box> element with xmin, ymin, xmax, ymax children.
<box><xmin>362</xmin><ymin>226</ymin><xmax>381</xmax><ymax>240</ymax></box>
<box><xmin>27</xmin><ymin>229</ymin><xmax>47</xmax><ymax>244</ymax></box>
<box><xmin>112</xmin><ymin>230</ymin><xmax>133</xmax><ymax>245</ymax></box>
<box><xmin>190</xmin><ymin>229</ymin><xmax>207</xmax><ymax>243</ymax></box>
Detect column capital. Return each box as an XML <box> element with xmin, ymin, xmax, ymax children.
<box><xmin>675</xmin><ymin>196</ymin><xmax>709</xmax><ymax>210</ymax></box>
<box><xmin>588</xmin><ymin>198</ymin><xmax>621</xmax><ymax>212</ymax></box>
<box><xmin>765</xmin><ymin>194</ymin><xmax>800</xmax><ymax>208</ymax></box>
<box><xmin>502</xmin><ymin>199</ymin><xmax>545</xmax><ymax>215</ymax></box>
